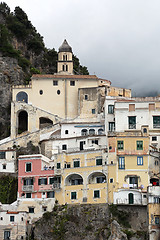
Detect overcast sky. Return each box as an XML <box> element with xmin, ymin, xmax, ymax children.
<box><xmin>4</xmin><ymin>0</ymin><xmax>160</xmax><ymax>96</ymax></box>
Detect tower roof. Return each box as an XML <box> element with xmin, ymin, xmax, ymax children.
<box><xmin>59</xmin><ymin>39</ymin><xmax>72</xmax><ymax>53</ymax></box>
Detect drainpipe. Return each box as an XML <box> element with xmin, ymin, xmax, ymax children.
<box><xmin>65</xmin><ymin>79</ymin><xmax>67</xmax><ymax>119</ymax></box>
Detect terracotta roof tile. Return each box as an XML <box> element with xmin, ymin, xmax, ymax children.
<box><xmin>32</xmin><ymin>74</ymin><xmax>98</xmax><ymax>80</ymax></box>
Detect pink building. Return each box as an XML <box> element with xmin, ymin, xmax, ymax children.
<box><xmin>18</xmin><ymin>154</ymin><xmax>59</xmax><ymax>199</ymax></box>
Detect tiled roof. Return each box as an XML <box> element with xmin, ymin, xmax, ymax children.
<box><xmin>32</xmin><ymin>74</ymin><xmax>98</xmax><ymax>80</ymax></box>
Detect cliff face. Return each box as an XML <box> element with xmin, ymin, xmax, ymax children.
<box><xmin>0</xmin><ymin>2</ymin><xmax>89</xmax><ymax>140</ymax></box>
<box><xmin>31</xmin><ymin>204</ymin><xmax>148</xmax><ymax>240</ymax></box>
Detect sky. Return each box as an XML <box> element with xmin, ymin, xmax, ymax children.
<box><xmin>3</xmin><ymin>0</ymin><xmax>160</xmax><ymax>96</ymax></box>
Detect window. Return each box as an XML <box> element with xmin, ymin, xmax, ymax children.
<box><xmin>57</xmin><ymin>163</ymin><xmax>61</xmax><ymax>169</ymax></box>
<box><xmin>92</xmin><ymin>139</ymin><xmax>98</xmax><ymax>145</ymax></box>
<box><xmin>110</xmin><ymin>178</ymin><xmax>113</xmax><ymax>183</ymax></box>
<box><xmin>94</xmin><ymin>190</ymin><xmax>100</xmax><ymax>198</ymax></box>
<box><xmin>62</xmin><ymin>144</ymin><xmax>67</xmax><ymax>150</ymax></box>
<box><xmin>4</xmin><ymin>231</ymin><xmax>10</xmax><ymax>240</ymax></box>
<box><xmin>109</xmin><ymin>122</ymin><xmax>115</xmax><ymax>132</ymax></box>
<box><xmin>39</xmin><ymin>90</ymin><xmax>43</xmax><ymax>95</ymax></box>
<box><xmin>152</xmin><ymin>136</ymin><xmax>157</xmax><ymax>141</ymax></box>
<box><xmin>28</xmin><ymin>207</ymin><xmax>34</xmax><ymax>213</ymax></box>
<box><xmin>74</xmin><ymin>160</ymin><xmax>80</xmax><ymax>168</ymax></box>
<box><xmin>70</xmin><ymin>81</ymin><xmax>75</xmax><ymax>86</ymax></box>
<box><xmin>26</xmin><ymin>193</ymin><xmax>31</xmax><ymax>198</ymax></box>
<box><xmin>43</xmin><ymin>206</ymin><xmax>47</xmax><ymax>212</ymax></box>
<box><xmin>154</xmin><ymin>197</ymin><xmax>160</xmax><ymax>203</ymax></box>
<box><xmin>63</xmin><ymin>55</ymin><xmax>67</xmax><ymax>61</ymax></box>
<box><xmin>38</xmin><ymin>178</ymin><xmax>47</xmax><ymax>185</ymax></box>
<box><xmin>118</xmin><ymin>157</ymin><xmax>125</xmax><ymax>169</ymax></box>
<box><xmin>92</xmin><ymin>109</ymin><xmax>96</xmax><ymax>114</ymax></box>
<box><xmin>155</xmin><ymin>216</ymin><xmax>160</xmax><ymax>225</ymax></box>
<box><xmin>47</xmin><ymin>191</ymin><xmax>55</xmax><ymax>198</ymax></box>
<box><xmin>10</xmin><ymin>216</ymin><xmax>14</xmax><ymax>222</ymax></box>
<box><xmin>137</xmin><ymin>156</ymin><xmax>143</xmax><ymax>165</ymax></box>
<box><xmin>66</xmin><ymin>65</ymin><xmax>68</xmax><ymax>71</ymax></box>
<box><xmin>155</xmin><ymin>160</ymin><xmax>159</xmax><ymax>166</ymax></box>
<box><xmin>85</xmin><ymin>94</ymin><xmax>88</xmax><ymax>100</ymax></box>
<box><xmin>3</xmin><ymin>164</ymin><xmax>6</xmax><ymax>169</ymax></box>
<box><xmin>137</xmin><ymin>141</ymin><xmax>143</xmax><ymax>150</ymax></box>
<box><xmin>1</xmin><ymin>217</ymin><xmax>3</xmax><ymax>220</ymax></box>
<box><xmin>65</xmin><ymin>130</ymin><xmax>68</xmax><ymax>134</ymax></box>
<box><xmin>96</xmin><ymin>158</ymin><xmax>102</xmax><ymax>166</ymax></box>
<box><xmin>117</xmin><ymin>141</ymin><xmax>123</xmax><ymax>150</ymax></box>
<box><xmin>153</xmin><ymin>116</ymin><xmax>160</xmax><ymax>128</ymax></box>
<box><xmin>129</xmin><ymin>177</ymin><xmax>138</xmax><ymax>188</ymax></box>
<box><xmin>64</xmin><ymin>163</ymin><xmax>71</xmax><ymax>168</ymax></box>
<box><xmin>71</xmin><ymin>192</ymin><xmax>77</xmax><ymax>199</ymax></box>
<box><xmin>143</xmin><ymin>128</ymin><xmax>147</xmax><ymax>133</ymax></box>
<box><xmin>24</xmin><ymin>178</ymin><xmax>33</xmax><ymax>186</ymax></box>
<box><xmin>128</xmin><ymin>116</ymin><xmax>136</xmax><ymax>129</ymax></box>
<box><xmin>81</xmin><ymin>129</ymin><xmax>88</xmax><ymax>136</ymax></box>
<box><xmin>98</xmin><ymin>128</ymin><xmax>104</xmax><ymax>135</ymax></box>
<box><xmin>89</xmin><ymin>129</ymin><xmax>95</xmax><ymax>135</ymax></box>
<box><xmin>53</xmin><ymin>80</ymin><xmax>58</xmax><ymax>86</ymax></box>
<box><xmin>108</xmin><ymin>105</ymin><xmax>114</xmax><ymax>114</ymax></box>
<box><xmin>57</xmin><ymin>90</ymin><xmax>60</xmax><ymax>95</ymax></box>
<box><xmin>26</xmin><ymin>163</ymin><xmax>32</xmax><ymax>172</ymax></box>
<box><xmin>0</xmin><ymin>152</ymin><xmax>5</xmax><ymax>159</ymax></box>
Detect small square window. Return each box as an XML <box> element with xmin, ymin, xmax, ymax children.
<box><xmin>117</xmin><ymin>141</ymin><xmax>123</xmax><ymax>150</ymax></box>
<box><xmin>62</xmin><ymin>144</ymin><xmax>67</xmax><ymax>150</ymax></box>
<box><xmin>74</xmin><ymin>160</ymin><xmax>80</xmax><ymax>168</ymax></box>
<box><xmin>28</xmin><ymin>207</ymin><xmax>34</xmax><ymax>213</ymax></box>
<box><xmin>53</xmin><ymin>80</ymin><xmax>58</xmax><ymax>86</ymax></box>
<box><xmin>137</xmin><ymin>156</ymin><xmax>143</xmax><ymax>165</ymax></box>
<box><xmin>57</xmin><ymin>163</ymin><xmax>61</xmax><ymax>169</ymax></box>
<box><xmin>65</xmin><ymin>130</ymin><xmax>68</xmax><ymax>134</ymax></box>
<box><xmin>10</xmin><ymin>216</ymin><xmax>14</xmax><ymax>222</ymax></box>
<box><xmin>92</xmin><ymin>109</ymin><xmax>95</xmax><ymax>114</ymax></box>
<box><xmin>47</xmin><ymin>191</ymin><xmax>55</xmax><ymax>198</ymax></box>
<box><xmin>108</xmin><ymin>105</ymin><xmax>114</xmax><ymax>114</ymax></box>
<box><xmin>152</xmin><ymin>136</ymin><xmax>157</xmax><ymax>141</ymax></box>
<box><xmin>94</xmin><ymin>190</ymin><xmax>100</xmax><ymax>198</ymax></box>
<box><xmin>71</xmin><ymin>192</ymin><xmax>77</xmax><ymax>199</ymax></box>
<box><xmin>43</xmin><ymin>207</ymin><xmax>47</xmax><ymax>212</ymax></box>
<box><xmin>0</xmin><ymin>152</ymin><xmax>5</xmax><ymax>159</ymax></box>
<box><xmin>70</xmin><ymin>81</ymin><xmax>75</xmax><ymax>86</ymax></box>
<box><xmin>96</xmin><ymin>158</ymin><xmax>102</xmax><ymax>166</ymax></box>
<box><xmin>137</xmin><ymin>141</ymin><xmax>143</xmax><ymax>150</ymax></box>
<box><xmin>26</xmin><ymin>193</ymin><xmax>31</xmax><ymax>198</ymax></box>
<box><xmin>26</xmin><ymin>163</ymin><xmax>32</xmax><ymax>172</ymax></box>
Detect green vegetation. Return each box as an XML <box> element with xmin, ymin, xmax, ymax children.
<box><xmin>109</xmin><ymin>204</ymin><xmax>131</xmax><ymax>228</ymax></box>
<box><xmin>0</xmin><ymin>175</ymin><xmax>18</xmax><ymax>204</ymax></box>
<box><xmin>73</xmin><ymin>55</ymin><xmax>89</xmax><ymax>75</ymax></box>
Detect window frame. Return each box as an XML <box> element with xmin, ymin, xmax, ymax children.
<box><xmin>28</xmin><ymin>207</ymin><xmax>34</xmax><ymax>213</ymax></box>
<box><xmin>62</xmin><ymin>144</ymin><xmax>67</xmax><ymax>150</ymax></box>
<box><xmin>153</xmin><ymin>116</ymin><xmax>160</xmax><ymax>128</ymax></box>
<box><xmin>53</xmin><ymin>80</ymin><xmax>58</xmax><ymax>86</ymax></box>
<box><xmin>137</xmin><ymin>141</ymin><xmax>143</xmax><ymax>150</ymax></box>
<box><xmin>25</xmin><ymin>162</ymin><xmax>32</xmax><ymax>172</ymax></box>
<box><xmin>0</xmin><ymin>151</ymin><xmax>6</xmax><ymax>159</ymax></box>
<box><xmin>137</xmin><ymin>156</ymin><xmax>143</xmax><ymax>165</ymax></box>
<box><xmin>155</xmin><ymin>216</ymin><xmax>160</xmax><ymax>225</ymax></box>
<box><xmin>38</xmin><ymin>178</ymin><xmax>47</xmax><ymax>185</ymax></box>
<box><xmin>73</xmin><ymin>160</ymin><xmax>80</xmax><ymax>168</ymax></box>
<box><xmin>70</xmin><ymin>80</ymin><xmax>75</xmax><ymax>86</ymax></box>
<box><xmin>117</xmin><ymin>141</ymin><xmax>124</xmax><ymax>150</ymax></box>
<box><xmin>128</xmin><ymin>116</ymin><xmax>136</xmax><ymax>129</ymax></box>
<box><xmin>10</xmin><ymin>216</ymin><xmax>14</xmax><ymax>222</ymax></box>
<box><xmin>109</xmin><ymin>122</ymin><xmax>115</xmax><ymax>132</ymax></box>
<box><xmin>71</xmin><ymin>192</ymin><xmax>77</xmax><ymax>200</ymax></box>
<box><xmin>96</xmin><ymin>158</ymin><xmax>102</xmax><ymax>166</ymax></box>
<box><xmin>94</xmin><ymin>190</ymin><xmax>100</xmax><ymax>198</ymax></box>
<box><xmin>118</xmin><ymin>157</ymin><xmax>125</xmax><ymax>169</ymax></box>
<box><xmin>92</xmin><ymin>109</ymin><xmax>96</xmax><ymax>114</ymax></box>
<box><xmin>108</xmin><ymin>105</ymin><xmax>114</xmax><ymax>114</ymax></box>
<box><xmin>57</xmin><ymin>162</ymin><xmax>61</xmax><ymax>169</ymax></box>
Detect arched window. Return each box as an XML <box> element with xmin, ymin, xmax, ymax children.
<box><xmin>98</xmin><ymin>128</ymin><xmax>104</xmax><ymax>135</ymax></box>
<box><xmin>63</xmin><ymin>65</ymin><xmax>65</xmax><ymax>71</ymax></box>
<box><xmin>16</xmin><ymin>92</ymin><xmax>28</xmax><ymax>103</ymax></box>
<box><xmin>89</xmin><ymin>129</ymin><xmax>95</xmax><ymax>135</ymax></box>
<box><xmin>18</xmin><ymin>111</ymin><xmax>28</xmax><ymax>134</ymax></box>
<box><xmin>81</xmin><ymin>129</ymin><xmax>88</xmax><ymax>136</ymax></box>
<box><xmin>66</xmin><ymin>65</ymin><xmax>68</xmax><ymax>71</ymax></box>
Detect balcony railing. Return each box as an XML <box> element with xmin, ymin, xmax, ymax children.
<box><xmin>57</xmin><ymin>145</ymin><xmax>107</xmax><ymax>154</ymax></box>
<box><xmin>153</xmin><ymin>124</ymin><xmax>160</xmax><ymax>128</ymax></box>
<box><xmin>129</xmin><ymin>124</ymin><xmax>136</xmax><ymax>129</ymax></box>
<box><xmin>22</xmin><ymin>185</ymin><xmax>34</xmax><ymax>192</ymax></box>
<box><xmin>129</xmin><ymin>184</ymin><xmax>138</xmax><ymax>189</ymax></box>
<box><xmin>52</xmin><ymin>183</ymin><xmax>61</xmax><ymax>189</ymax></box>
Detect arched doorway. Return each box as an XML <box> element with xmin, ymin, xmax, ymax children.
<box><xmin>39</xmin><ymin>117</ymin><xmax>53</xmax><ymax>129</ymax></box>
<box><xmin>128</xmin><ymin>193</ymin><xmax>134</xmax><ymax>204</ymax></box>
<box><xmin>16</xmin><ymin>91</ymin><xmax>28</xmax><ymax>103</ymax></box>
<box><xmin>18</xmin><ymin>111</ymin><xmax>28</xmax><ymax>134</ymax></box>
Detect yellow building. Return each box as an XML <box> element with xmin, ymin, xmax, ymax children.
<box><xmin>52</xmin><ymin>149</ymin><xmax>108</xmax><ymax>205</ymax></box>
<box><xmin>107</xmin><ymin>130</ymin><xmax>150</xmax><ymax>205</ymax></box>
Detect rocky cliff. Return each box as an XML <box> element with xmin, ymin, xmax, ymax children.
<box><xmin>30</xmin><ymin>204</ymin><xmax>148</xmax><ymax>240</ymax></box>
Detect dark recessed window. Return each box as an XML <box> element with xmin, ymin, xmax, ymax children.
<box><xmin>57</xmin><ymin>90</ymin><xmax>60</xmax><ymax>95</ymax></box>
<box><xmin>26</xmin><ymin>193</ymin><xmax>31</xmax><ymax>198</ymax></box>
<box><xmin>71</xmin><ymin>192</ymin><xmax>77</xmax><ymax>199</ymax></box>
<box><xmin>57</xmin><ymin>163</ymin><xmax>61</xmax><ymax>169</ymax></box>
<box><xmin>3</xmin><ymin>164</ymin><xmax>6</xmax><ymax>169</ymax></box>
<box><xmin>28</xmin><ymin>207</ymin><xmax>34</xmax><ymax>213</ymax></box>
<box><xmin>85</xmin><ymin>95</ymin><xmax>88</xmax><ymax>100</ymax></box>
<box><xmin>92</xmin><ymin>109</ymin><xmax>95</xmax><ymax>114</ymax></box>
<box><xmin>39</xmin><ymin>90</ymin><xmax>43</xmax><ymax>95</ymax></box>
<box><xmin>53</xmin><ymin>80</ymin><xmax>58</xmax><ymax>86</ymax></box>
<box><xmin>62</xmin><ymin>144</ymin><xmax>67</xmax><ymax>150</ymax></box>
<box><xmin>65</xmin><ymin>130</ymin><xmax>68</xmax><ymax>134</ymax></box>
<box><xmin>94</xmin><ymin>190</ymin><xmax>100</xmax><ymax>198</ymax></box>
<box><xmin>152</xmin><ymin>136</ymin><xmax>157</xmax><ymax>141</ymax></box>
<box><xmin>10</xmin><ymin>216</ymin><xmax>14</xmax><ymax>222</ymax></box>
<box><xmin>26</xmin><ymin>163</ymin><xmax>32</xmax><ymax>172</ymax></box>
<box><xmin>70</xmin><ymin>81</ymin><xmax>75</xmax><ymax>86</ymax></box>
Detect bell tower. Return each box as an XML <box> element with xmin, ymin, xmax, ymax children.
<box><xmin>57</xmin><ymin>39</ymin><xmax>73</xmax><ymax>75</ymax></box>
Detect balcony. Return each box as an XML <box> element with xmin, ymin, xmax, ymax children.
<box><xmin>39</xmin><ymin>184</ymin><xmax>53</xmax><ymax>191</ymax></box>
<box><xmin>52</xmin><ymin>183</ymin><xmax>61</xmax><ymax>189</ymax></box>
<box><xmin>129</xmin><ymin>184</ymin><xmax>138</xmax><ymax>189</ymax></box>
<box><xmin>22</xmin><ymin>185</ymin><xmax>34</xmax><ymax>192</ymax></box>
<box><xmin>129</xmin><ymin>124</ymin><xmax>136</xmax><ymax>129</ymax></box>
